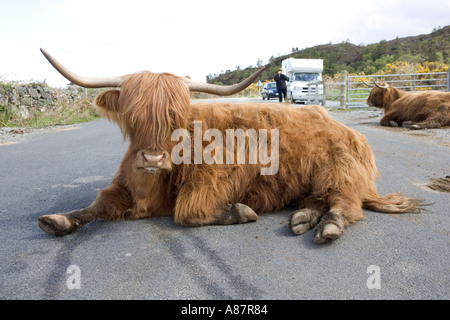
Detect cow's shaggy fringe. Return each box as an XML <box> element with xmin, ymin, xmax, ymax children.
<box><xmin>96</xmin><ymin>71</ymin><xmax>190</xmax><ymax>149</ymax></box>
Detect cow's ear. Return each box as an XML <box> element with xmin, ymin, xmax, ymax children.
<box><xmin>95</xmin><ymin>90</ymin><xmax>120</xmax><ymax>112</ymax></box>
<box><xmin>94</xmin><ymin>90</ymin><xmax>121</xmax><ymax>124</ymax></box>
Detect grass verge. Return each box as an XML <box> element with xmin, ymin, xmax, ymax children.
<box><xmin>0</xmin><ymin>99</ymin><xmax>99</xmax><ymax>128</ymax></box>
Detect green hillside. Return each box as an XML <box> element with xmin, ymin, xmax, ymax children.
<box><xmin>207</xmin><ymin>25</ymin><xmax>450</xmax><ymax>84</ymax></box>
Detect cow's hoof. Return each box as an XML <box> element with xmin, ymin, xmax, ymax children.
<box><xmin>289</xmin><ymin>208</ymin><xmax>321</xmax><ymax>235</ymax></box>
<box><xmin>38</xmin><ymin>214</ymin><xmax>75</xmax><ymax>236</ymax></box>
<box><xmin>402</xmin><ymin>121</ymin><xmax>412</xmax><ymax>127</ymax></box>
<box><xmin>402</xmin><ymin>121</ymin><xmax>422</xmax><ymax>130</ymax></box>
<box><xmin>219</xmin><ymin>203</ymin><xmax>258</xmax><ymax>225</ymax></box>
<box><xmin>230</xmin><ymin>203</ymin><xmax>258</xmax><ymax>223</ymax></box>
<box><xmin>389</xmin><ymin>120</ymin><xmax>399</xmax><ymax>127</ymax></box>
<box><xmin>314</xmin><ymin>212</ymin><xmax>344</xmax><ymax>244</ymax></box>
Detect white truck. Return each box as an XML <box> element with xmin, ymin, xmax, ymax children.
<box><xmin>281</xmin><ymin>58</ymin><xmax>324</xmax><ymax>104</ymax></box>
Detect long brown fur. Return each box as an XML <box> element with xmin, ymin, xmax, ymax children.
<box><xmin>38</xmin><ymin>72</ymin><xmax>423</xmax><ymax>241</ymax></box>
<box><xmin>366</xmin><ymin>81</ymin><xmax>450</xmax><ymax>129</ymax></box>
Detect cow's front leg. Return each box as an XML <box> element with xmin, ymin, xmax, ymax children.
<box><xmin>212</xmin><ymin>203</ymin><xmax>258</xmax><ymax>225</ymax></box>
<box><xmin>379</xmin><ymin>108</ymin><xmax>401</xmax><ymax>127</ymax></box>
<box><xmin>379</xmin><ymin>115</ymin><xmax>391</xmax><ymax>126</ymax></box>
<box><xmin>174</xmin><ymin>174</ymin><xmax>258</xmax><ymax>227</ymax></box>
<box><xmin>175</xmin><ymin>201</ymin><xmax>258</xmax><ymax>227</ymax></box>
<box><xmin>38</xmin><ymin>181</ymin><xmax>132</xmax><ymax>236</ymax></box>
<box><xmin>38</xmin><ymin>208</ymin><xmax>95</xmax><ymax>236</ymax></box>
<box><xmin>174</xmin><ymin>165</ymin><xmax>259</xmax><ymax>227</ymax></box>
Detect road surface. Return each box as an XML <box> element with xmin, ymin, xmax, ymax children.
<box><xmin>0</xmin><ymin>98</ymin><xmax>448</xmax><ymax>302</ymax></box>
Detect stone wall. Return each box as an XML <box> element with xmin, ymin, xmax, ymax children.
<box><xmin>0</xmin><ymin>83</ymin><xmax>95</xmax><ymax>119</ymax></box>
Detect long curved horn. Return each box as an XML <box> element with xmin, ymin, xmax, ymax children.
<box><xmin>40</xmin><ymin>48</ymin><xmax>125</xmax><ymax>88</ymax></box>
<box><xmin>361</xmin><ymin>79</ymin><xmax>372</xmax><ymax>87</ymax></box>
<box><xmin>185</xmin><ymin>67</ymin><xmax>266</xmax><ymax>96</ymax></box>
<box><xmin>373</xmin><ymin>81</ymin><xmax>389</xmax><ymax>89</ymax></box>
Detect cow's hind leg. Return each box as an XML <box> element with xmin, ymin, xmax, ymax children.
<box><xmin>290</xmin><ymin>195</ymin><xmax>328</xmax><ymax>235</ymax></box>
<box><xmin>313</xmin><ymin>212</ymin><xmax>345</xmax><ymax>244</ymax></box>
<box><xmin>290</xmin><ymin>194</ymin><xmax>363</xmax><ymax>243</ymax></box>
<box><xmin>290</xmin><ymin>208</ymin><xmax>345</xmax><ymax>243</ymax></box>
<box><xmin>38</xmin><ymin>182</ymin><xmax>132</xmax><ymax>236</ymax></box>
<box><xmin>403</xmin><ymin>105</ymin><xmax>448</xmax><ymax>129</ymax></box>
<box><xmin>402</xmin><ymin>120</ymin><xmax>442</xmax><ymax>130</ymax></box>
<box><xmin>313</xmin><ymin>195</ymin><xmax>364</xmax><ymax>244</ymax></box>
<box><xmin>289</xmin><ymin>208</ymin><xmax>321</xmax><ymax>235</ymax></box>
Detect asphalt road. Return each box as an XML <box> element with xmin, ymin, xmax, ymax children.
<box><xmin>0</xmin><ymin>99</ymin><xmax>448</xmax><ymax>301</ymax></box>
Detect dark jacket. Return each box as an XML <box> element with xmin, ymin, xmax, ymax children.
<box><xmin>274</xmin><ymin>73</ymin><xmax>289</xmax><ymax>90</ymax></box>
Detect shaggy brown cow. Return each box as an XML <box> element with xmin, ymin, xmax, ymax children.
<box><xmin>364</xmin><ymin>81</ymin><xmax>450</xmax><ymax>129</ymax></box>
<box><xmin>38</xmin><ymin>49</ymin><xmax>422</xmax><ymax>244</ymax></box>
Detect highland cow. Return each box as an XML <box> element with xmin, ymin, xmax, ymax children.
<box><xmin>38</xmin><ymin>49</ymin><xmax>422</xmax><ymax>244</ymax></box>
<box><xmin>364</xmin><ymin>81</ymin><xmax>450</xmax><ymax>129</ymax></box>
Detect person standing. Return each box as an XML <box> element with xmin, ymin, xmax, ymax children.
<box><xmin>274</xmin><ymin>68</ymin><xmax>289</xmax><ymax>103</ymax></box>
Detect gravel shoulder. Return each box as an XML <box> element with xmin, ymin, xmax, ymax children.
<box><xmin>0</xmin><ymin>125</ymin><xmax>80</xmax><ymax>146</ymax></box>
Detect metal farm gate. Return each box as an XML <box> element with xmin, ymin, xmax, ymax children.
<box><xmin>347</xmin><ymin>71</ymin><xmax>450</xmax><ymax>107</ymax></box>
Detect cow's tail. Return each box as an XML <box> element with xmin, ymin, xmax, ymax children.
<box><xmin>363</xmin><ymin>191</ymin><xmax>424</xmax><ymax>213</ymax></box>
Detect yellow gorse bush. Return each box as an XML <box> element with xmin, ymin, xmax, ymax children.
<box><xmin>333</xmin><ymin>60</ymin><xmax>449</xmax><ymax>85</ymax></box>
<box><xmin>386</xmin><ymin>61</ymin><xmax>449</xmax><ymax>74</ymax></box>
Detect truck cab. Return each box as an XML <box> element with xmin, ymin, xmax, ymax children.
<box><xmin>282</xmin><ymin>58</ymin><xmax>324</xmax><ymax>104</ymax></box>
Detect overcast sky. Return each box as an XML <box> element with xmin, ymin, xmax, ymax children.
<box><xmin>1</xmin><ymin>0</ymin><xmax>449</xmax><ymax>87</ymax></box>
